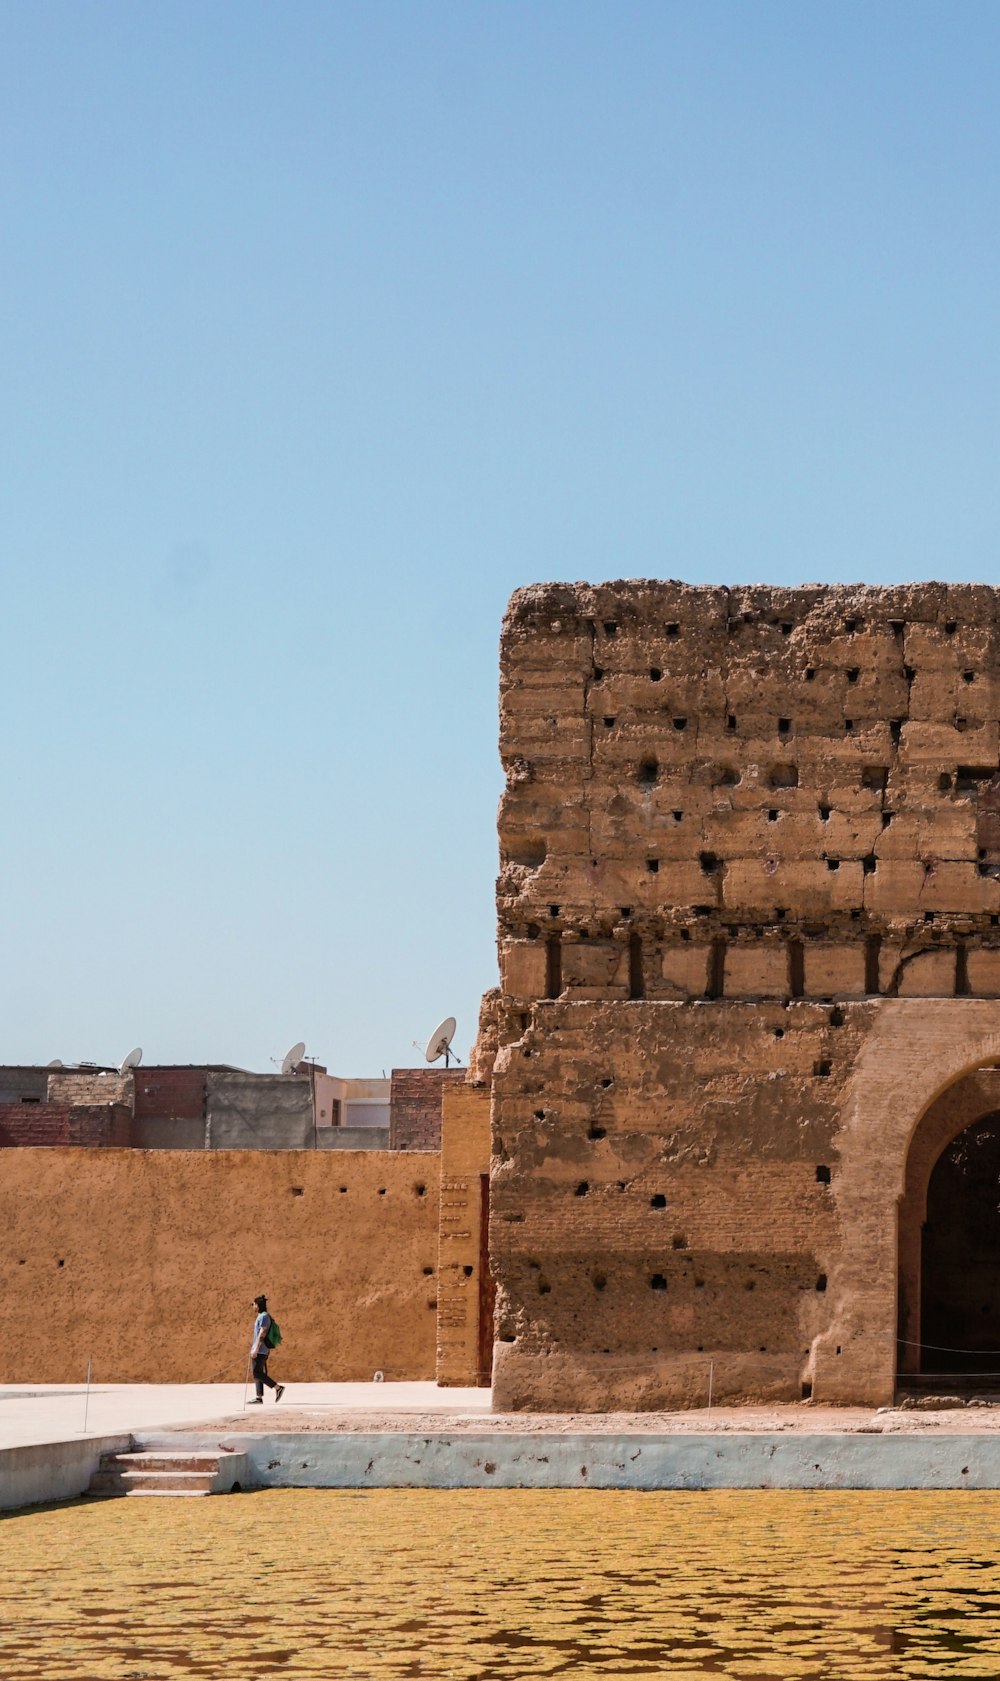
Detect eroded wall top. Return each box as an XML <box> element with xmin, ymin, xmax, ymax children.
<box><xmin>498</xmin><ymin>581</ymin><xmax>1000</xmax><ymax>1003</ymax></box>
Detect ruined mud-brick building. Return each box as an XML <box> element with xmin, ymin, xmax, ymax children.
<box><xmin>486</xmin><ymin>581</ymin><xmax>1000</xmax><ymax>1410</ymax></box>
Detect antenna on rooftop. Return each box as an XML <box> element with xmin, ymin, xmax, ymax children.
<box><xmin>46</xmin><ymin>1059</ymin><xmax>64</xmax><ymax>1069</ymax></box>
<box><xmin>281</xmin><ymin>1041</ymin><xmax>307</xmax><ymax>1075</ymax></box>
<box><xmin>119</xmin><ymin>1047</ymin><xmax>143</xmax><ymax>1075</ymax></box>
<box><xmin>425</xmin><ymin>1016</ymin><xmax>459</xmax><ymax>1068</ymax></box>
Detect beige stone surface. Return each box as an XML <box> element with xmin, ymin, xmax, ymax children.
<box><xmin>191</xmin><ymin>1400</ymin><xmax>1000</xmax><ymax>1435</ymax></box>
<box><xmin>967</xmin><ymin>950</ymin><xmax>1000</xmax><ymax>996</ymax></box>
<box><xmin>723</xmin><ymin>943</ymin><xmax>788</xmax><ymax>997</ymax></box>
<box><xmin>803</xmin><ymin>944</ymin><xmax>867</xmax><ymax>997</ymax></box>
<box><xmin>659</xmin><ymin>944</ymin><xmax>711</xmax><ymax>998</ymax></box>
<box><xmin>895</xmin><ymin>947</ymin><xmax>957</xmax><ymax>996</ymax></box>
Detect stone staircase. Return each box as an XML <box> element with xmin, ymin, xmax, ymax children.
<box><xmin>87</xmin><ymin>1448</ymin><xmax>248</xmax><ymax>1498</ymax></box>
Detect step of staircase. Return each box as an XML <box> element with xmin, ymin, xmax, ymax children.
<box><xmin>87</xmin><ymin>1449</ymin><xmax>248</xmax><ymax>1498</ymax></box>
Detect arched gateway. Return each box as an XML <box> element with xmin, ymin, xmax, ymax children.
<box><xmin>812</xmin><ymin>1000</ymin><xmax>1000</xmax><ymax>1405</ymax></box>
<box><xmin>899</xmin><ymin>1065</ymin><xmax>1000</xmax><ymax>1386</ymax></box>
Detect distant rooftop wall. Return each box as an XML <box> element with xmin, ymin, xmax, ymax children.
<box><xmin>134</xmin><ymin>1067</ymin><xmax>207</xmax><ymax>1121</ymax></box>
<box><xmin>389</xmin><ymin>1068</ymin><xmax>466</xmax><ymax>1151</ymax></box>
<box><xmin>0</xmin><ymin>1103</ymin><xmax>131</xmax><ymax>1149</ymax></box>
<box><xmin>314</xmin><ymin>1072</ymin><xmax>390</xmax><ymax>1131</ymax></box>
<box><xmin>0</xmin><ymin>1063</ymin><xmax>449</xmax><ymax>1152</ymax></box>
<box><xmin>0</xmin><ymin>1068</ymin><xmax>49</xmax><ymax>1104</ymax></box>
<box><xmin>318</xmin><ymin>1126</ymin><xmax>391</xmax><ymax>1150</ymax></box>
<box><xmin>205</xmin><ymin>1071</ymin><xmax>314</xmax><ymax>1150</ymax></box>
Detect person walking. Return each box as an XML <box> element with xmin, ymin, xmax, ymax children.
<box><xmin>248</xmin><ymin>1294</ymin><xmax>285</xmax><ymax>1404</ymax></box>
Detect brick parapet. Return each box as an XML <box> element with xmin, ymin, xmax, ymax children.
<box><xmin>133</xmin><ymin>1069</ymin><xmax>207</xmax><ymax>1122</ymax></box>
<box><xmin>48</xmin><ymin>1072</ymin><xmax>132</xmax><ymax>1107</ymax></box>
<box><xmin>0</xmin><ymin>1103</ymin><xmax>131</xmax><ymax>1148</ymax></box>
<box><xmin>390</xmin><ymin>1068</ymin><xmax>465</xmax><ymax>1151</ymax></box>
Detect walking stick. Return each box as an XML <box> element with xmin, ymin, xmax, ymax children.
<box><xmin>82</xmin><ymin>1357</ymin><xmax>93</xmax><ymax>1433</ymax></box>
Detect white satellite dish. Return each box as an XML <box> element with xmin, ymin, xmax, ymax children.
<box><xmin>425</xmin><ymin>1016</ymin><xmax>459</xmax><ymax>1068</ymax></box>
<box><xmin>281</xmin><ymin>1041</ymin><xmax>307</xmax><ymax>1075</ymax></box>
<box><xmin>46</xmin><ymin>1058</ymin><xmax>64</xmax><ymax>1068</ymax></box>
<box><xmin>119</xmin><ymin>1047</ymin><xmax>143</xmax><ymax>1074</ymax></box>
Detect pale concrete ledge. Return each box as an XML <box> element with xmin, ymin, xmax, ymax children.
<box><xmin>0</xmin><ymin>1434</ymin><xmax>133</xmax><ymax>1512</ymax></box>
<box><xmin>140</xmin><ymin>1429</ymin><xmax>1000</xmax><ymax>1492</ymax></box>
<box><xmin>9</xmin><ymin>1428</ymin><xmax>1000</xmax><ymax>1510</ymax></box>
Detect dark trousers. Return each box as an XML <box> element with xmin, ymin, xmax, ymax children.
<box><xmin>252</xmin><ymin>1348</ymin><xmax>277</xmax><ymax>1399</ymax></box>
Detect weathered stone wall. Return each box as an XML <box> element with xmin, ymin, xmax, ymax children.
<box><xmin>0</xmin><ymin>1149</ymin><xmax>440</xmax><ymax>1382</ymax></box>
<box><xmin>491</xmin><ymin>999</ymin><xmax>857</xmax><ymax>1409</ymax></box>
<box><xmin>436</xmin><ymin>1083</ymin><xmax>492</xmax><ymax>1386</ymax></box>
<box><xmin>490</xmin><ymin>583</ymin><xmax>1000</xmax><ymax>1409</ymax></box>
<box><xmin>499</xmin><ymin>581</ymin><xmax>1000</xmax><ymax>994</ymax></box>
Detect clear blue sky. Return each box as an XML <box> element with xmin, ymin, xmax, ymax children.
<box><xmin>3</xmin><ymin>2</ymin><xmax>999</xmax><ymax>1073</ymax></box>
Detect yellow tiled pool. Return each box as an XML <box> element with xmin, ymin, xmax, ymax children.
<box><xmin>2</xmin><ymin>1488</ymin><xmax>1000</xmax><ymax>1678</ymax></box>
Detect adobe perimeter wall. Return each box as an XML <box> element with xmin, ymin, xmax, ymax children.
<box><xmin>0</xmin><ymin>1149</ymin><xmax>440</xmax><ymax>1383</ymax></box>
<box><xmin>489</xmin><ymin>582</ymin><xmax>1000</xmax><ymax>1411</ymax></box>
<box><xmin>435</xmin><ymin>1083</ymin><xmax>492</xmax><ymax>1386</ymax></box>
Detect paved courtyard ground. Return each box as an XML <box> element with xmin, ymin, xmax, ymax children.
<box><xmin>5</xmin><ymin>1380</ymin><xmax>1000</xmax><ymax>1450</ymax></box>
<box><xmin>0</xmin><ymin>1382</ymin><xmax>489</xmax><ymax>1449</ymax></box>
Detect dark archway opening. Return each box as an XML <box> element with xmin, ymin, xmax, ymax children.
<box><xmin>921</xmin><ymin>1111</ymin><xmax>1000</xmax><ymax>1379</ymax></box>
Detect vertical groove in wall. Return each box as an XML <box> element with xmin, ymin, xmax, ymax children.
<box><xmin>545</xmin><ymin>934</ymin><xmax>562</xmax><ymax>1000</ymax></box>
<box><xmin>788</xmin><ymin>939</ymin><xmax>805</xmax><ymax>999</ymax></box>
<box><xmin>865</xmin><ymin>934</ymin><xmax>882</xmax><ymax>996</ymax></box>
<box><xmin>707</xmin><ymin>939</ymin><xmax>727</xmax><ymax>1000</ymax></box>
<box><xmin>628</xmin><ymin>932</ymin><xmax>645</xmax><ymax>1000</ymax></box>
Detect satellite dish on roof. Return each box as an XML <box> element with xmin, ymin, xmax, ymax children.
<box><xmin>425</xmin><ymin>1016</ymin><xmax>459</xmax><ymax>1068</ymax></box>
<box><xmin>46</xmin><ymin>1059</ymin><xmax>64</xmax><ymax>1069</ymax></box>
<box><xmin>281</xmin><ymin>1041</ymin><xmax>307</xmax><ymax>1075</ymax></box>
<box><xmin>119</xmin><ymin>1047</ymin><xmax>143</xmax><ymax>1074</ymax></box>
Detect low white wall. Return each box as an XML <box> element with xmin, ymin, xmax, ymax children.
<box><xmin>142</xmin><ymin>1430</ymin><xmax>1000</xmax><ymax>1491</ymax></box>
<box><xmin>0</xmin><ymin>1433</ymin><xmax>133</xmax><ymax>1511</ymax></box>
<box><xmin>12</xmin><ymin>1427</ymin><xmax>1000</xmax><ymax>1508</ymax></box>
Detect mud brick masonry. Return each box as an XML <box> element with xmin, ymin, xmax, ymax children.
<box><xmin>482</xmin><ymin>581</ymin><xmax>1000</xmax><ymax>1410</ymax></box>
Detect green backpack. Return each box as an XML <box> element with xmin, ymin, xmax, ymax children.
<box><xmin>265</xmin><ymin>1317</ymin><xmax>282</xmax><ymax>1349</ymax></box>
